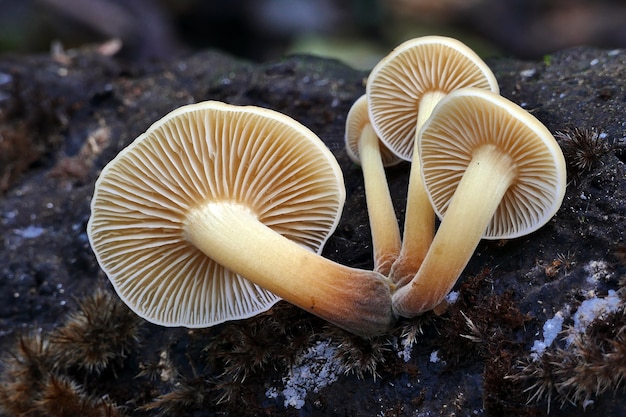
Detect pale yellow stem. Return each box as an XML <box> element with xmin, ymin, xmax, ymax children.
<box><xmin>185</xmin><ymin>203</ymin><xmax>396</xmax><ymax>336</ymax></box>
<box><xmin>390</xmin><ymin>91</ymin><xmax>446</xmax><ymax>285</ymax></box>
<box><xmin>359</xmin><ymin>124</ymin><xmax>402</xmax><ymax>276</ymax></box>
<box><xmin>392</xmin><ymin>145</ymin><xmax>517</xmax><ymax>317</ymax></box>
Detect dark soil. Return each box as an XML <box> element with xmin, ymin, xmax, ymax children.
<box><xmin>0</xmin><ymin>44</ymin><xmax>625</xmax><ymax>416</ymax></box>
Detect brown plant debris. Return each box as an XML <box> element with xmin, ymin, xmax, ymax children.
<box><xmin>0</xmin><ymin>72</ymin><xmax>65</xmax><ymax>193</ymax></box>
<box><xmin>49</xmin><ymin>123</ymin><xmax>111</xmax><ymax>183</ymax></box>
<box><xmin>435</xmin><ymin>269</ymin><xmax>535</xmax><ymax>415</ymax></box>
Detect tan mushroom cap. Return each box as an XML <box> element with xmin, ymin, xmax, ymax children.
<box><xmin>367</xmin><ymin>35</ymin><xmax>500</xmax><ymax>160</ymax></box>
<box><xmin>87</xmin><ymin>101</ymin><xmax>346</xmax><ymax>328</ymax></box>
<box><xmin>345</xmin><ymin>95</ymin><xmax>402</xmax><ymax>167</ymax></box>
<box><xmin>392</xmin><ymin>88</ymin><xmax>567</xmax><ymax>317</ymax></box>
<box><xmin>420</xmin><ymin>88</ymin><xmax>567</xmax><ymax>239</ymax></box>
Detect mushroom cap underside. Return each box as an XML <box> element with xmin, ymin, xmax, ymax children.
<box><xmin>87</xmin><ymin>101</ymin><xmax>346</xmax><ymax>327</ymax></box>
<box><xmin>367</xmin><ymin>35</ymin><xmax>500</xmax><ymax>160</ymax></box>
<box><xmin>418</xmin><ymin>88</ymin><xmax>567</xmax><ymax>239</ymax></box>
<box><xmin>344</xmin><ymin>95</ymin><xmax>403</xmax><ymax>167</ymax></box>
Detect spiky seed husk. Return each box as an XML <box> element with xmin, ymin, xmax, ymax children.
<box><xmin>204</xmin><ymin>303</ymin><xmax>314</xmax><ymax>382</ymax></box>
<box><xmin>555</xmin><ymin>128</ymin><xmax>611</xmax><ymax>178</ymax></box>
<box><xmin>0</xmin><ymin>332</ymin><xmax>52</xmax><ymax>415</ymax></box>
<box><xmin>34</xmin><ymin>374</ymin><xmax>115</xmax><ymax>417</ymax></box>
<box><xmin>48</xmin><ymin>288</ymin><xmax>142</xmax><ymax>374</ymax></box>
<box><xmin>138</xmin><ymin>379</ymin><xmax>208</xmax><ymax>417</ymax></box>
<box><xmin>321</xmin><ymin>325</ymin><xmax>391</xmax><ymax>380</ymax></box>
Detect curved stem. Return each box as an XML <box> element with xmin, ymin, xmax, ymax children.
<box><xmin>359</xmin><ymin>124</ymin><xmax>402</xmax><ymax>276</ymax></box>
<box><xmin>392</xmin><ymin>145</ymin><xmax>516</xmax><ymax>317</ymax></box>
<box><xmin>390</xmin><ymin>91</ymin><xmax>446</xmax><ymax>285</ymax></box>
<box><xmin>185</xmin><ymin>203</ymin><xmax>396</xmax><ymax>336</ymax></box>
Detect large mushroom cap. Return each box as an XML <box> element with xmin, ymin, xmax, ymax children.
<box><xmin>87</xmin><ymin>101</ymin><xmax>346</xmax><ymax>327</ymax></box>
<box><xmin>419</xmin><ymin>88</ymin><xmax>567</xmax><ymax>239</ymax></box>
<box><xmin>344</xmin><ymin>95</ymin><xmax>402</xmax><ymax>167</ymax></box>
<box><xmin>367</xmin><ymin>35</ymin><xmax>500</xmax><ymax>160</ymax></box>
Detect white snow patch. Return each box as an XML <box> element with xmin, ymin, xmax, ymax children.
<box><xmin>531</xmin><ymin>290</ymin><xmax>622</xmax><ymax>359</ymax></box>
<box><xmin>584</xmin><ymin>260</ymin><xmax>614</xmax><ymax>284</ymax></box>
<box><xmin>446</xmin><ymin>291</ymin><xmax>459</xmax><ymax>305</ymax></box>
<box><xmin>13</xmin><ymin>225</ymin><xmax>45</xmax><ymax>239</ymax></box>
<box><xmin>396</xmin><ymin>336</ymin><xmax>413</xmax><ymax>363</ymax></box>
<box><xmin>266</xmin><ymin>340</ymin><xmax>341</xmax><ymax>409</ymax></box>
<box><xmin>571</xmin><ymin>290</ymin><xmax>621</xmax><ymax>334</ymax></box>
<box><xmin>530</xmin><ymin>259</ymin><xmax>620</xmax><ymax>358</ymax></box>
<box><xmin>530</xmin><ymin>311</ymin><xmax>564</xmax><ymax>360</ymax></box>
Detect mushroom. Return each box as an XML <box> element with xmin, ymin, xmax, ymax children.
<box><xmin>88</xmin><ymin>101</ymin><xmax>394</xmax><ymax>337</ymax></box>
<box><xmin>392</xmin><ymin>88</ymin><xmax>567</xmax><ymax>317</ymax></box>
<box><xmin>366</xmin><ymin>35</ymin><xmax>500</xmax><ymax>285</ymax></box>
<box><xmin>344</xmin><ymin>95</ymin><xmax>402</xmax><ymax>276</ymax></box>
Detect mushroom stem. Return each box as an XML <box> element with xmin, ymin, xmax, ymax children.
<box><xmin>358</xmin><ymin>123</ymin><xmax>402</xmax><ymax>276</ymax></box>
<box><xmin>415</xmin><ymin>91</ymin><xmax>447</xmax><ymax>133</ymax></box>
<box><xmin>390</xmin><ymin>91</ymin><xmax>446</xmax><ymax>286</ymax></box>
<box><xmin>392</xmin><ymin>145</ymin><xmax>516</xmax><ymax>317</ymax></box>
<box><xmin>185</xmin><ymin>202</ymin><xmax>396</xmax><ymax>336</ymax></box>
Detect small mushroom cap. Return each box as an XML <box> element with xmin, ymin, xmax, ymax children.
<box><xmin>87</xmin><ymin>101</ymin><xmax>346</xmax><ymax>327</ymax></box>
<box><xmin>344</xmin><ymin>95</ymin><xmax>403</xmax><ymax>167</ymax></box>
<box><xmin>367</xmin><ymin>35</ymin><xmax>500</xmax><ymax>160</ymax></box>
<box><xmin>419</xmin><ymin>88</ymin><xmax>567</xmax><ymax>239</ymax></box>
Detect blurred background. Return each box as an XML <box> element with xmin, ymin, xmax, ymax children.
<box><xmin>1</xmin><ymin>0</ymin><xmax>626</xmax><ymax>68</ymax></box>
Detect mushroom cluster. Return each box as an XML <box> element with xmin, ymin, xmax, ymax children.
<box><xmin>352</xmin><ymin>35</ymin><xmax>567</xmax><ymax>318</ymax></box>
<box><xmin>88</xmin><ymin>36</ymin><xmax>566</xmax><ymax>338</ymax></box>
